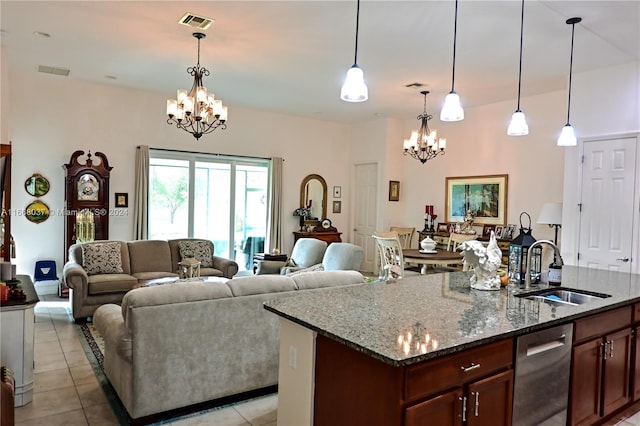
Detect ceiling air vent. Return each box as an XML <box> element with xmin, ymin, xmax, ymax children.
<box><xmin>405</xmin><ymin>82</ymin><xmax>425</xmax><ymax>88</ymax></box>
<box><xmin>179</xmin><ymin>13</ymin><xmax>214</xmax><ymax>30</ymax></box>
<box><xmin>37</xmin><ymin>65</ymin><xmax>70</xmax><ymax>77</ymax></box>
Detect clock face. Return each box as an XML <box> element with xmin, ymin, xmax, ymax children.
<box><xmin>77</xmin><ymin>173</ymin><xmax>99</xmax><ymax>201</ymax></box>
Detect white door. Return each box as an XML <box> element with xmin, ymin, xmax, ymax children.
<box><xmin>354</xmin><ymin>163</ymin><xmax>378</xmax><ymax>273</ymax></box>
<box><xmin>578</xmin><ymin>137</ymin><xmax>637</xmax><ymax>272</ymax></box>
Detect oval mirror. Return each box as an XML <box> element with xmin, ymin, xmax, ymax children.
<box><xmin>25</xmin><ymin>173</ymin><xmax>50</xmax><ymax>197</ymax></box>
<box><xmin>300</xmin><ymin>174</ymin><xmax>327</xmax><ymax>222</ymax></box>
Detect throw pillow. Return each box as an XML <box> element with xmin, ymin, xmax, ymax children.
<box><xmin>287</xmin><ymin>263</ymin><xmax>324</xmax><ymax>276</ymax></box>
<box><xmin>82</xmin><ymin>241</ymin><xmax>124</xmax><ymax>275</ymax></box>
<box><xmin>178</xmin><ymin>240</ymin><xmax>213</xmax><ymax>268</ymax></box>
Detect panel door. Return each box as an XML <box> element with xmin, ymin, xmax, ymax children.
<box><xmin>570</xmin><ymin>338</ymin><xmax>603</xmax><ymax>426</ymax></box>
<box><xmin>404</xmin><ymin>388</ymin><xmax>463</xmax><ymax>426</ymax></box>
<box><xmin>467</xmin><ymin>370</ymin><xmax>513</xmax><ymax>426</ymax></box>
<box><xmin>602</xmin><ymin>328</ymin><xmax>632</xmax><ymax>416</ymax></box>
<box><xmin>634</xmin><ymin>327</ymin><xmax>640</xmax><ymax>401</ymax></box>
<box><xmin>578</xmin><ymin>137</ymin><xmax>637</xmax><ymax>272</ymax></box>
<box><xmin>354</xmin><ymin>163</ymin><xmax>378</xmax><ymax>274</ymax></box>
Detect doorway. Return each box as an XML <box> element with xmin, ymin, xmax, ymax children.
<box><xmin>353</xmin><ymin>163</ymin><xmax>378</xmax><ymax>274</ymax></box>
<box><xmin>577</xmin><ymin>136</ymin><xmax>638</xmax><ymax>273</ymax></box>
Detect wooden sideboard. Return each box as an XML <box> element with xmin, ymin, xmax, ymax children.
<box><xmin>293</xmin><ymin>231</ymin><xmax>342</xmax><ymax>245</ymax></box>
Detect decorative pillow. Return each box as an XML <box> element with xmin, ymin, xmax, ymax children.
<box><xmin>82</xmin><ymin>242</ymin><xmax>124</xmax><ymax>275</ymax></box>
<box><xmin>287</xmin><ymin>263</ymin><xmax>324</xmax><ymax>276</ymax></box>
<box><xmin>285</xmin><ymin>257</ymin><xmax>297</xmax><ymax>267</ymax></box>
<box><xmin>178</xmin><ymin>240</ymin><xmax>213</xmax><ymax>268</ymax></box>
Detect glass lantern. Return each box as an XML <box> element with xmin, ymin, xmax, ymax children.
<box><xmin>508</xmin><ymin>212</ymin><xmax>542</xmax><ymax>287</ymax></box>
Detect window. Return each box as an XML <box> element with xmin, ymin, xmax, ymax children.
<box><xmin>149</xmin><ymin>150</ymin><xmax>270</xmax><ymax>271</ymax></box>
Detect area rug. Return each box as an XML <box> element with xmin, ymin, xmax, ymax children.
<box><xmin>77</xmin><ymin>323</ymin><xmax>276</xmax><ymax>425</ymax></box>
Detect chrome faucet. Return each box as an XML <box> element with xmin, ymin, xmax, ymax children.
<box><xmin>524</xmin><ymin>240</ymin><xmax>564</xmax><ymax>290</ymax></box>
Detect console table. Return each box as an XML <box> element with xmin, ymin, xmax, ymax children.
<box><xmin>252</xmin><ymin>253</ymin><xmax>288</xmax><ymax>273</ymax></box>
<box><xmin>293</xmin><ymin>231</ymin><xmax>342</xmax><ymax>245</ymax></box>
<box><xmin>0</xmin><ymin>275</ymin><xmax>38</xmax><ymax>406</ymax></box>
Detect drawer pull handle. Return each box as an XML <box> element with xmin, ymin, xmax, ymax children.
<box><xmin>461</xmin><ymin>362</ymin><xmax>481</xmax><ymax>372</ymax></box>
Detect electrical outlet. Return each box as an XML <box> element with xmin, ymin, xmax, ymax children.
<box><xmin>289</xmin><ymin>345</ymin><xmax>297</xmax><ymax>369</ymax></box>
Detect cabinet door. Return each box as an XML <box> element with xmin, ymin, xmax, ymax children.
<box><xmin>570</xmin><ymin>338</ymin><xmax>603</xmax><ymax>426</ymax></box>
<box><xmin>467</xmin><ymin>370</ymin><xmax>514</xmax><ymax>426</ymax></box>
<box><xmin>404</xmin><ymin>389</ymin><xmax>464</xmax><ymax>426</ymax></box>
<box><xmin>634</xmin><ymin>327</ymin><xmax>640</xmax><ymax>401</ymax></box>
<box><xmin>602</xmin><ymin>328</ymin><xmax>632</xmax><ymax>416</ymax></box>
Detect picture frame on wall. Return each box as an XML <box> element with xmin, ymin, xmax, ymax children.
<box><xmin>115</xmin><ymin>192</ymin><xmax>128</xmax><ymax>208</ymax></box>
<box><xmin>389</xmin><ymin>180</ymin><xmax>400</xmax><ymax>202</ymax></box>
<box><xmin>332</xmin><ymin>200</ymin><xmax>341</xmax><ymax>214</ymax></box>
<box><xmin>445</xmin><ymin>174</ymin><xmax>508</xmax><ymax>226</ymax></box>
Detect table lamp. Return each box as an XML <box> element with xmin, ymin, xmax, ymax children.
<box><xmin>537</xmin><ymin>202</ymin><xmax>562</xmax><ymax>245</ymax></box>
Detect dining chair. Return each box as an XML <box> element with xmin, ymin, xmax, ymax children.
<box><xmin>447</xmin><ymin>232</ymin><xmax>478</xmax><ymax>271</ymax></box>
<box><xmin>372</xmin><ymin>234</ymin><xmax>405</xmax><ymax>279</ymax></box>
<box><xmin>389</xmin><ymin>227</ymin><xmax>415</xmax><ymax>249</ymax></box>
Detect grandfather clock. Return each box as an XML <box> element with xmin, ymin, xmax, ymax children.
<box><xmin>63</xmin><ymin>151</ymin><xmax>112</xmax><ymax>259</ymax></box>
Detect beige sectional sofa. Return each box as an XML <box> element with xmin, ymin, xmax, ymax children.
<box><xmin>93</xmin><ymin>270</ymin><xmax>366</xmax><ymax>422</ymax></box>
<box><xmin>63</xmin><ymin>238</ymin><xmax>238</xmax><ymax>321</ymax></box>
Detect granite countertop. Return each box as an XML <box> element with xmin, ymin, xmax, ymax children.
<box><xmin>263</xmin><ymin>266</ymin><xmax>640</xmax><ymax>367</ymax></box>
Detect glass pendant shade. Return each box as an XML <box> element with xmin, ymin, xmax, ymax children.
<box><xmin>557</xmin><ymin>124</ymin><xmax>577</xmax><ymax>146</ymax></box>
<box><xmin>440</xmin><ymin>91</ymin><xmax>464</xmax><ymax>121</ymax></box>
<box><xmin>340</xmin><ymin>65</ymin><xmax>368</xmax><ymax>102</ymax></box>
<box><xmin>507</xmin><ymin>111</ymin><xmax>529</xmax><ymax>136</ymax></box>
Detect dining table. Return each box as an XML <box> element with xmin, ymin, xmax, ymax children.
<box><xmin>402</xmin><ymin>248</ymin><xmax>464</xmax><ymax>274</ymax></box>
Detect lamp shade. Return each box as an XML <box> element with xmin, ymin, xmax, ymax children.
<box><xmin>507</xmin><ymin>111</ymin><xmax>529</xmax><ymax>136</ymax></box>
<box><xmin>557</xmin><ymin>124</ymin><xmax>577</xmax><ymax>146</ymax></box>
<box><xmin>537</xmin><ymin>202</ymin><xmax>563</xmax><ymax>225</ymax></box>
<box><xmin>440</xmin><ymin>91</ymin><xmax>464</xmax><ymax>121</ymax></box>
<box><xmin>340</xmin><ymin>65</ymin><xmax>368</xmax><ymax>102</ymax></box>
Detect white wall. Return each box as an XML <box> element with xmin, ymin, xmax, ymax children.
<box><xmin>8</xmin><ymin>70</ymin><xmax>351</xmax><ymax>277</ymax></box>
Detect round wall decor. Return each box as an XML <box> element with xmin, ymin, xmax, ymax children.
<box><xmin>25</xmin><ymin>200</ymin><xmax>50</xmax><ymax>224</ymax></box>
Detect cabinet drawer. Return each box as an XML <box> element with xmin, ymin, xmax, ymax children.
<box><xmin>574</xmin><ymin>306</ymin><xmax>632</xmax><ymax>343</ymax></box>
<box><xmin>633</xmin><ymin>303</ymin><xmax>640</xmax><ymax>323</ymax></box>
<box><xmin>404</xmin><ymin>339</ymin><xmax>513</xmax><ymax>402</ymax></box>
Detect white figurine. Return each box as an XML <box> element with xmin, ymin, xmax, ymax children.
<box><xmin>458</xmin><ymin>230</ymin><xmax>503</xmax><ymax>290</ymax></box>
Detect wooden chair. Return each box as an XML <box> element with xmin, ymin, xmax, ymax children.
<box><xmin>372</xmin><ymin>234</ymin><xmax>405</xmax><ymax>279</ymax></box>
<box><xmin>389</xmin><ymin>227</ymin><xmax>415</xmax><ymax>249</ymax></box>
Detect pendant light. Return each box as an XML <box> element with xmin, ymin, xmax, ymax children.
<box><xmin>440</xmin><ymin>0</ymin><xmax>464</xmax><ymax>121</ymax></box>
<box><xmin>340</xmin><ymin>0</ymin><xmax>368</xmax><ymax>102</ymax></box>
<box><xmin>557</xmin><ymin>17</ymin><xmax>582</xmax><ymax>146</ymax></box>
<box><xmin>507</xmin><ymin>0</ymin><xmax>529</xmax><ymax>136</ymax></box>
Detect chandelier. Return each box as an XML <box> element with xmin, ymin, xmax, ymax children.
<box><xmin>403</xmin><ymin>91</ymin><xmax>446</xmax><ymax>164</ymax></box>
<box><xmin>166</xmin><ymin>32</ymin><xmax>227</xmax><ymax>140</ymax></box>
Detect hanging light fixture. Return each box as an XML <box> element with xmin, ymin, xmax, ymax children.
<box><xmin>403</xmin><ymin>91</ymin><xmax>446</xmax><ymax>164</ymax></box>
<box><xmin>340</xmin><ymin>0</ymin><xmax>368</xmax><ymax>102</ymax></box>
<box><xmin>440</xmin><ymin>0</ymin><xmax>464</xmax><ymax>121</ymax></box>
<box><xmin>507</xmin><ymin>0</ymin><xmax>529</xmax><ymax>136</ymax></box>
<box><xmin>557</xmin><ymin>17</ymin><xmax>582</xmax><ymax>146</ymax></box>
<box><xmin>166</xmin><ymin>32</ymin><xmax>227</xmax><ymax>140</ymax></box>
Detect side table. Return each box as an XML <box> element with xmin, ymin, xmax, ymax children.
<box><xmin>253</xmin><ymin>253</ymin><xmax>288</xmax><ymax>274</ymax></box>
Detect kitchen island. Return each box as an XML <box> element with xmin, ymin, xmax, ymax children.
<box><xmin>264</xmin><ymin>266</ymin><xmax>640</xmax><ymax>425</ymax></box>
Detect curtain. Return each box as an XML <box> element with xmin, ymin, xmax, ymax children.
<box><xmin>267</xmin><ymin>157</ymin><xmax>284</xmax><ymax>253</ymax></box>
<box><xmin>133</xmin><ymin>145</ymin><xmax>149</xmax><ymax>240</ymax></box>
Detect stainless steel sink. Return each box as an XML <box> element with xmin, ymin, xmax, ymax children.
<box><xmin>515</xmin><ymin>287</ymin><xmax>611</xmax><ymax>306</ymax></box>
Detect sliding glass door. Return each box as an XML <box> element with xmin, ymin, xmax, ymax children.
<box><xmin>149</xmin><ymin>150</ymin><xmax>270</xmax><ymax>271</ymax></box>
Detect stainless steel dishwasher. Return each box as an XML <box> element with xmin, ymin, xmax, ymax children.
<box><xmin>512</xmin><ymin>323</ymin><xmax>573</xmax><ymax>425</ymax></box>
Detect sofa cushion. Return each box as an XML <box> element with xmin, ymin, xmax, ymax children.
<box><xmin>226</xmin><ymin>275</ymin><xmax>297</xmax><ymax>296</ymax></box>
<box><xmin>291</xmin><ymin>270</ymin><xmax>366</xmax><ymax>290</ymax></box>
<box><xmin>88</xmin><ymin>274</ymin><xmax>138</xmax><ymax>295</ymax></box>
<box><xmin>128</xmin><ymin>240</ymin><xmax>173</xmax><ymax>274</ymax></box>
<box><xmin>178</xmin><ymin>240</ymin><xmax>213</xmax><ymax>268</ymax></box>
<box><xmin>200</xmin><ymin>267</ymin><xmax>224</xmax><ymax>277</ymax></box>
<box><xmin>132</xmin><ymin>271</ymin><xmax>179</xmax><ymax>281</ymax></box>
<box><xmin>82</xmin><ymin>241</ymin><xmax>124</xmax><ymax>275</ymax></box>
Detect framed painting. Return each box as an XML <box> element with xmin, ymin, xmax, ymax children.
<box><xmin>445</xmin><ymin>174</ymin><xmax>508</xmax><ymax>226</ymax></box>
<box><xmin>115</xmin><ymin>192</ymin><xmax>128</xmax><ymax>208</ymax></box>
<box><xmin>388</xmin><ymin>180</ymin><xmax>400</xmax><ymax>202</ymax></box>
<box><xmin>437</xmin><ymin>223</ymin><xmax>449</xmax><ymax>233</ymax></box>
<box><xmin>332</xmin><ymin>200</ymin><xmax>341</xmax><ymax>214</ymax></box>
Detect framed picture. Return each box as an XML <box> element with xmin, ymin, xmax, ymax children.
<box><xmin>333</xmin><ymin>186</ymin><xmax>341</xmax><ymax>198</ymax></box>
<box><xmin>502</xmin><ymin>224</ymin><xmax>517</xmax><ymax>240</ymax></box>
<box><xmin>482</xmin><ymin>224</ymin><xmax>496</xmax><ymax>238</ymax></box>
<box><xmin>448</xmin><ymin>223</ymin><xmax>457</xmax><ymax>234</ymax></box>
<box><xmin>494</xmin><ymin>225</ymin><xmax>504</xmax><ymax>239</ymax></box>
<box><xmin>115</xmin><ymin>192</ymin><xmax>128</xmax><ymax>208</ymax></box>
<box><xmin>389</xmin><ymin>180</ymin><xmax>400</xmax><ymax>202</ymax></box>
<box><xmin>437</xmin><ymin>223</ymin><xmax>449</xmax><ymax>233</ymax></box>
<box><xmin>445</xmin><ymin>174</ymin><xmax>508</xmax><ymax>226</ymax></box>
<box><xmin>332</xmin><ymin>200</ymin><xmax>341</xmax><ymax>214</ymax></box>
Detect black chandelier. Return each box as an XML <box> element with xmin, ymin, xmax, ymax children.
<box><xmin>166</xmin><ymin>32</ymin><xmax>227</xmax><ymax>140</ymax></box>
<box><xmin>403</xmin><ymin>91</ymin><xmax>446</xmax><ymax>164</ymax></box>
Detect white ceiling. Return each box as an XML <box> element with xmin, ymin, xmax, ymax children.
<box><xmin>1</xmin><ymin>1</ymin><xmax>638</xmax><ymax>123</ymax></box>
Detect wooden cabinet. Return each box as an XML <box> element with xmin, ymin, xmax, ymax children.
<box><xmin>314</xmin><ymin>334</ymin><xmax>513</xmax><ymax>426</ymax></box>
<box><xmin>570</xmin><ymin>306</ymin><xmax>633</xmax><ymax>426</ymax></box>
<box><xmin>293</xmin><ymin>231</ymin><xmax>341</xmax><ymax>245</ymax></box>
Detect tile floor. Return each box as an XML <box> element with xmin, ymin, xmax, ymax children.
<box><xmin>10</xmin><ymin>294</ymin><xmax>640</xmax><ymax>426</ymax></box>
<box><xmin>14</xmin><ymin>295</ymin><xmax>277</xmax><ymax>426</ymax></box>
